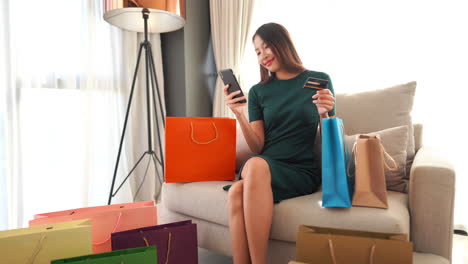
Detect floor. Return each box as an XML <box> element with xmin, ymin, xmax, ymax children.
<box><xmin>199</xmin><ymin>234</ymin><xmax>468</xmax><ymax>264</ymax></box>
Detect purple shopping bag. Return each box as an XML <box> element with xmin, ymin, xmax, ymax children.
<box><xmin>111</xmin><ymin>220</ymin><xmax>198</xmax><ymax>264</ymax></box>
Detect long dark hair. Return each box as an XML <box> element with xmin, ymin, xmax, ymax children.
<box><xmin>253</xmin><ymin>23</ymin><xmax>305</xmax><ymax>84</ymax></box>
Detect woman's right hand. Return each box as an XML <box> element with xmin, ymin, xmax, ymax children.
<box><xmin>224</xmin><ymin>84</ymin><xmax>247</xmax><ymax>116</ymax></box>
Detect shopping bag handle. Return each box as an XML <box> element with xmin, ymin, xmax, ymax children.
<box><xmin>190</xmin><ymin>121</ymin><xmax>218</xmax><ymax>144</ymax></box>
<box><xmin>347</xmin><ymin>138</ymin><xmax>398</xmax><ymax>175</ymax></box>
<box><xmin>141</xmin><ymin>230</ymin><xmax>172</xmax><ymax>264</ymax></box>
<box><xmin>328</xmin><ymin>238</ymin><xmax>375</xmax><ymax>264</ymax></box>
<box><xmin>339</xmin><ymin>123</ymin><xmax>353</xmax><ymax>178</ymax></box>
<box><xmin>93</xmin><ymin>212</ymin><xmax>123</xmax><ymax>245</ymax></box>
<box><xmin>339</xmin><ymin>123</ymin><xmax>349</xmax><ymax>158</ymax></box>
<box><xmin>29</xmin><ymin>235</ymin><xmax>47</xmax><ymax>264</ymax></box>
<box><xmin>347</xmin><ymin>142</ymin><xmax>357</xmax><ymax>177</ymax></box>
<box><xmin>381</xmin><ymin>144</ymin><xmax>398</xmax><ymax>171</ymax></box>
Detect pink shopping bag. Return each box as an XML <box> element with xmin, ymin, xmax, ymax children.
<box><xmin>29</xmin><ymin>201</ymin><xmax>157</xmax><ymax>253</ymax></box>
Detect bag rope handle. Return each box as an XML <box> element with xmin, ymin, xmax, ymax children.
<box><xmin>93</xmin><ymin>212</ymin><xmax>123</xmax><ymax>245</ymax></box>
<box><xmin>339</xmin><ymin>123</ymin><xmax>354</xmax><ymax>179</ymax></box>
<box><xmin>29</xmin><ymin>235</ymin><xmax>47</xmax><ymax>264</ymax></box>
<box><xmin>369</xmin><ymin>244</ymin><xmax>376</xmax><ymax>264</ymax></box>
<box><xmin>328</xmin><ymin>239</ymin><xmax>338</xmax><ymax>264</ymax></box>
<box><xmin>347</xmin><ymin>137</ymin><xmax>398</xmax><ymax>175</ymax></box>
<box><xmin>190</xmin><ymin>121</ymin><xmax>218</xmax><ymax>144</ymax></box>
<box><xmin>142</xmin><ymin>234</ymin><xmax>150</xmax><ymax>246</ymax></box>
<box><xmin>140</xmin><ymin>230</ymin><xmax>172</xmax><ymax>264</ymax></box>
<box><xmin>347</xmin><ymin>142</ymin><xmax>357</xmax><ymax>177</ymax></box>
<box><xmin>380</xmin><ymin>144</ymin><xmax>398</xmax><ymax>171</ymax></box>
<box><xmin>339</xmin><ymin>123</ymin><xmax>349</xmax><ymax>158</ymax></box>
<box><xmin>165</xmin><ymin>232</ymin><xmax>172</xmax><ymax>264</ymax></box>
<box><xmin>328</xmin><ymin>238</ymin><xmax>376</xmax><ymax>264</ymax></box>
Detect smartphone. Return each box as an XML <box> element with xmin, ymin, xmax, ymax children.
<box><xmin>303</xmin><ymin>77</ymin><xmax>329</xmax><ymax>90</ymax></box>
<box><xmin>219</xmin><ymin>68</ymin><xmax>247</xmax><ymax>103</ymax></box>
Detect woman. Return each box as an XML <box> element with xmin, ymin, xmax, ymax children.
<box><xmin>223</xmin><ymin>23</ymin><xmax>336</xmax><ymax>264</ymax></box>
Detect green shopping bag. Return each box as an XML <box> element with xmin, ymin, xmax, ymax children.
<box><xmin>51</xmin><ymin>246</ymin><xmax>157</xmax><ymax>264</ymax></box>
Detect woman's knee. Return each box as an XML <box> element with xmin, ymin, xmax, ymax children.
<box><xmin>227</xmin><ymin>181</ymin><xmax>244</xmax><ymax>211</ymax></box>
<box><xmin>242</xmin><ymin>157</ymin><xmax>271</xmax><ymax>184</ymax></box>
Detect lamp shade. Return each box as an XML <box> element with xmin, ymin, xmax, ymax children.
<box><xmin>104</xmin><ymin>0</ymin><xmax>185</xmax><ymax>33</ymax></box>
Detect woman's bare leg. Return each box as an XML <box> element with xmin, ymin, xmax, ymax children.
<box><xmin>242</xmin><ymin>157</ymin><xmax>273</xmax><ymax>264</ymax></box>
<box><xmin>227</xmin><ymin>180</ymin><xmax>251</xmax><ymax>264</ymax></box>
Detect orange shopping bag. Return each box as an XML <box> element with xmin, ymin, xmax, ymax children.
<box><xmin>165</xmin><ymin>117</ymin><xmax>236</xmax><ymax>183</ymax></box>
<box><xmin>29</xmin><ymin>201</ymin><xmax>157</xmax><ymax>253</ymax></box>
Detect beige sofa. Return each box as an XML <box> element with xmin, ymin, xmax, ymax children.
<box><xmin>159</xmin><ymin>82</ymin><xmax>455</xmax><ymax>264</ymax></box>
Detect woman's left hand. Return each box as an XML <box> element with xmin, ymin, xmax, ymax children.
<box><xmin>312</xmin><ymin>89</ymin><xmax>335</xmax><ymax>118</ymax></box>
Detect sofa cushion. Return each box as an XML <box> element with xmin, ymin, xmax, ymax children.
<box><xmin>336</xmin><ymin>81</ymin><xmax>416</xmax><ymax>179</ymax></box>
<box><xmin>162</xmin><ymin>181</ymin><xmax>410</xmax><ymax>243</ymax></box>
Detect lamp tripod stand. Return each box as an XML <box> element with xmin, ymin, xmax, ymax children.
<box><xmin>107</xmin><ymin>8</ymin><xmax>165</xmax><ymax>205</ymax></box>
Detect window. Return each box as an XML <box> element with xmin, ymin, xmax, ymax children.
<box><xmin>0</xmin><ymin>0</ymin><xmax>127</xmax><ymax>228</ymax></box>
<box><xmin>11</xmin><ymin>0</ymin><xmax>84</xmax><ymax>89</ymax></box>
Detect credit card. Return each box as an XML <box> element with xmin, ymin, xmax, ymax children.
<box><xmin>303</xmin><ymin>77</ymin><xmax>329</xmax><ymax>90</ymax></box>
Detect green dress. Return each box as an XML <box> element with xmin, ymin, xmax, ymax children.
<box><xmin>224</xmin><ymin>70</ymin><xmax>336</xmax><ymax>203</ymax></box>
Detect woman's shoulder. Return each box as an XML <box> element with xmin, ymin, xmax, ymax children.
<box><xmin>304</xmin><ymin>70</ymin><xmax>331</xmax><ymax>80</ymax></box>
<box><xmin>249</xmin><ymin>81</ymin><xmax>266</xmax><ymax>93</ymax></box>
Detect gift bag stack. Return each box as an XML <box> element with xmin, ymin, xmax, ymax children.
<box><xmin>0</xmin><ymin>200</ymin><xmax>198</xmax><ymax>264</ymax></box>
<box><xmin>0</xmin><ymin>117</ymin><xmax>238</xmax><ymax>264</ymax></box>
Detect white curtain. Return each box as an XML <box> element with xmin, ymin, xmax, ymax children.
<box><xmin>0</xmin><ymin>0</ymin><xmax>165</xmax><ymax>230</ymax></box>
<box><xmin>241</xmin><ymin>0</ymin><xmax>468</xmax><ymax>230</ymax></box>
<box><xmin>209</xmin><ymin>0</ymin><xmax>256</xmax><ymax>117</ymax></box>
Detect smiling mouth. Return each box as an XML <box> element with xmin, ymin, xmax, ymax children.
<box><xmin>264</xmin><ymin>58</ymin><xmax>274</xmax><ymax>66</ymax></box>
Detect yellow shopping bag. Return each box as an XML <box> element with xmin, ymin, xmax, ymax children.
<box><xmin>0</xmin><ymin>219</ymin><xmax>92</xmax><ymax>264</ymax></box>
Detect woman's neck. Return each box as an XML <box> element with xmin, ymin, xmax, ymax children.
<box><xmin>275</xmin><ymin>69</ymin><xmax>303</xmax><ymax>80</ymax></box>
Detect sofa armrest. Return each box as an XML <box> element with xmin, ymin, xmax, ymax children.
<box><xmin>409</xmin><ymin>146</ymin><xmax>455</xmax><ymax>261</ymax></box>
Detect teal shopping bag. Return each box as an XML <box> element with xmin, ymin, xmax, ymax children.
<box><xmin>51</xmin><ymin>246</ymin><xmax>157</xmax><ymax>264</ymax></box>
<box><xmin>321</xmin><ymin>117</ymin><xmax>352</xmax><ymax>207</ymax></box>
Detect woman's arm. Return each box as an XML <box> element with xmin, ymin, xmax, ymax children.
<box><xmin>235</xmin><ymin>112</ymin><xmax>264</xmax><ymax>154</ymax></box>
<box><xmin>224</xmin><ymin>84</ymin><xmax>265</xmax><ymax>154</ymax></box>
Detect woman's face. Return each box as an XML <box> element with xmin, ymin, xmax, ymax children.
<box><xmin>253</xmin><ymin>35</ymin><xmax>281</xmax><ymax>73</ymax></box>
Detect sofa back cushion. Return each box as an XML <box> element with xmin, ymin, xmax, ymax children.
<box><xmin>336</xmin><ymin>81</ymin><xmax>417</xmax><ymax>178</ymax></box>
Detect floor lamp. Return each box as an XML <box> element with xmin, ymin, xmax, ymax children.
<box><xmin>103</xmin><ymin>0</ymin><xmax>185</xmax><ymax>205</ymax></box>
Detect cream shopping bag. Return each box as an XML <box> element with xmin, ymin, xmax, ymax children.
<box><xmin>0</xmin><ymin>219</ymin><xmax>92</xmax><ymax>264</ymax></box>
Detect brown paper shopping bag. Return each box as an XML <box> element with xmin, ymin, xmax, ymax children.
<box><xmin>350</xmin><ymin>135</ymin><xmax>397</xmax><ymax>209</ymax></box>
<box><xmin>296</xmin><ymin>225</ymin><xmax>413</xmax><ymax>264</ymax></box>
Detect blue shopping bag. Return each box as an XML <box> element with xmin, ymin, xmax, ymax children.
<box><xmin>321</xmin><ymin>117</ymin><xmax>352</xmax><ymax>207</ymax></box>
